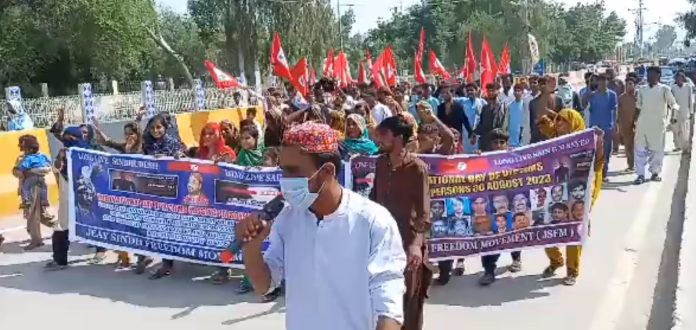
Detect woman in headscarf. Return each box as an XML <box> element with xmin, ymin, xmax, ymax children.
<box><xmin>192</xmin><ymin>122</ymin><xmax>239</xmax><ymax>285</ymax></box>
<box><xmin>339</xmin><ymin>114</ymin><xmax>378</xmax><ymax>160</ymax></box>
<box><xmin>220</xmin><ymin>120</ymin><xmax>241</xmax><ymax>151</ymax></box>
<box><xmin>198</xmin><ymin>122</ymin><xmax>237</xmax><ymax>162</ymax></box>
<box><xmin>93</xmin><ymin>121</ymin><xmax>143</xmax><ymax>268</ymax></box>
<box><xmin>44</xmin><ymin>126</ymin><xmax>97</xmax><ymax>270</ymax></box>
<box><xmin>137</xmin><ymin>113</ymin><xmax>185</xmax><ymax>279</ymax></box>
<box><xmin>536</xmin><ymin>108</ymin><xmax>605</xmax><ymax>286</ymax></box>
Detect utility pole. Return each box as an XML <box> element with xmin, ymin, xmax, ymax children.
<box><xmin>636</xmin><ymin>0</ymin><xmax>646</xmax><ymax>58</ymax></box>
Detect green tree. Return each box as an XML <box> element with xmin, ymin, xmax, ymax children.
<box><xmin>188</xmin><ymin>0</ymin><xmax>340</xmax><ymax>80</ymax></box>
<box><xmin>653</xmin><ymin>25</ymin><xmax>678</xmax><ymax>53</ymax></box>
<box><xmin>0</xmin><ymin>0</ymin><xmax>158</xmax><ymax>95</ymax></box>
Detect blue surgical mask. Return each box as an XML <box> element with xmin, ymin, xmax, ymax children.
<box><xmin>279</xmin><ymin>168</ymin><xmax>325</xmax><ymax>210</ymax></box>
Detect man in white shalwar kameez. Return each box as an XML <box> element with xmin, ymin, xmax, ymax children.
<box><xmin>670</xmin><ymin>71</ymin><xmax>693</xmax><ymax>152</ymax></box>
<box><xmin>634</xmin><ymin>66</ymin><xmax>679</xmax><ymax>184</ymax></box>
<box><xmin>238</xmin><ymin>122</ymin><xmax>406</xmax><ymax>330</ymax></box>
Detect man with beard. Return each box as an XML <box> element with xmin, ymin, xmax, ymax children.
<box><xmin>437</xmin><ymin>85</ymin><xmax>475</xmax><ymax>145</ymax></box>
<box><xmin>550</xmin><ymin>203</ymin><xmax>570</xmax><ymax>224</ymax></box>
<box><xmin>474</xmin><ymin>83</ymin><xmax>507</xmax><ymax>150</ymax></box>
<box><xmin>372</xmin><ymin>115</ymin><xmax>432</xmax><ymax>330</ymax></box>
<box><xmin>568</xmin><ymin>180</ymin><xmax>587</xmax><ymax>201</ymax></box>
<box><xmin>413</xmin><ymin>101</ymin><xmax>464</xmax><ymax>285</ymax></box>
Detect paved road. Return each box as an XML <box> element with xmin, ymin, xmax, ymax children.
<box><xmin>0</xmin><ymin>135</ymin><xmax>687</xmax><ymax>330</ymax></box>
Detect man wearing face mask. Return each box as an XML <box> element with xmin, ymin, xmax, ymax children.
<box><xmin>372</xmin><ymin>115</ymin><xmax>433</xmax><ymax>330</ymax></box>
<box><xmin>237</xmin><ymin>122</ymin><xmax>406</xmax><ymax>330</ymax></box>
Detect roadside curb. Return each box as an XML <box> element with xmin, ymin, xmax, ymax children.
<box><xmin>672</xmin><ymin>120</ymin><xmax>696</xmax><ymax>330</ymax></box>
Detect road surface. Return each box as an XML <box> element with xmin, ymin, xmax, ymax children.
<box><xmin>0</xmin><ymin>135</ymin><xmax>687</xmax><ymax>330</ymax></box>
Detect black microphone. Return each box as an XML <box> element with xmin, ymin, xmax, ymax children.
<box><xmin>220</xmin><ymin>195</ymin><xmax>285</xmax><ymax>263</ymax></box>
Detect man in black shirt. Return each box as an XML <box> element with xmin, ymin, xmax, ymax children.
<box><xmin>437</xmin><ymin>85</ymin><xmax>474</xmax><ymax>143</ymax></box>
<box><xmin>474</xmin><ymin>83</ymin><xmax>507</xmax><ymax>149</ymax></box>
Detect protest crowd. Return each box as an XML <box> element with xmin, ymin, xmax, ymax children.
<box><xmin>0</xmin><ymin>34</ymin><xmax>692</xmax><ymax>330</ymax></box>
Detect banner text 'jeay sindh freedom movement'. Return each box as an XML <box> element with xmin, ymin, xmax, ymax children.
<box><xmin>68</xmin><ymin>149</ymin><xmax>280</xmax><ymax>267</ymax></box>
<box><xmin>350</xmin><ymin>129</ymin><xmax>598</xmax><ymax>260</ymax></box>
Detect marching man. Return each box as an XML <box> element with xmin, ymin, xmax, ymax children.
<box><xmin>634</xmin><ymin>66</ymin><xmax>679</xmax><ymax>185</ymax></box>
<box><xmin>670</xmin><ymin>71</ymin><xmax>693</xmax><ymax>153</ymax></box>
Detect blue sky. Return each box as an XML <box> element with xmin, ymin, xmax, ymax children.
<box><xmin>156</xmin><ymin>0</ymin><xmax>691</xmax><ymax>41</ymax></box>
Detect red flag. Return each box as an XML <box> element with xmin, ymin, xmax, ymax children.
<box><xmin>271</xmin><ymin>32</ymin><xmax>292</xmax><ymax>80</ymax></box>
<box><xmin>310</xmin><ymin>67</ymin><xmax>318</xmax><ymax>86</ymax></box>
<box><xmin>371</xmin><ymin>53</ymin><xmax>385</xmax><ymax>88</ymax></box>
<box><xmin>464</xmin><ymin>31</ymin><xmax>477</xmax><ymax>83</ymax></box>
<box><xmin>498</xmin><ymin>42</ymin><xmax>511</xmax><ymax>74</ymax></box>
<box><xmin>323</xmin><ymin>48</ymin><xmax>335</xmax><ymax>78</ymax></box>
<box><xmin>290</xmin><ymin>58</ymin><xmax>309</xmax><ymax>97</ymax></box>
<box><xmin>481</xmin><ymin>37</ymin><xmax>496</xmax><ymax>93</ymax></box>
<box><xmin>358</xmin><ymin>60</ymin><xmax>368</xmax><ymax>85</ymax></box>
<box><xmin>384</xmin><ymin>46</ymin><xmax>398</xmax><ymax>87</ymax></box>
<box><xmin>414</xmin><ymin>54</ymin><xmax>427</xmax><ymax>84</ymax></box>
<box><xmin>429</xmin><ymin>50</ymin><xmax>451</xmax><ymax>79</ymax></box>
<box><xmin>417</xmin><ymin>27</ymin><xmax>426</xmax><ymax>59</ymax></box>
<box><xmin>204</xmin><ymin>60</ymin><xmax>241</xmax><ymax>89</ymax></box>
<box><xmin>334</xmin><ymin>52</ymin><xmax>351</xmax><ymax>88</ymax></box>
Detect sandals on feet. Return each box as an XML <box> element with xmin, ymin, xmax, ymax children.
<box><xmin>149</xmin><ymin>267</ymin><xmax>172</xmax><ymax>280</ymax></box>
<box><xmin>88</xmin><ymin>253</ymin><xmax>107</xmax><ymax>265</ymax></box>
<box><xmin>508</xmin><ymin>261</ymin><xmax>522</xmax><ymax>273</ymax></box>
<box><xmin>23</xmin><ymin>242</ymin><xmax>45</xmax><ymax>251</ymax></box>
<box><xmin>262</xmin><ymin>287</ymin><xmax>283</xmax><ymax>302</ymax></box>
<box><xmin>541</xmin><ymin>266</ymin><xmax>558</xmax><ymax>278</ymax></box>
<box><xmin>562</xmin><ymin>276</ymin><xmax>577</xmax><ymax>286</ymax></box>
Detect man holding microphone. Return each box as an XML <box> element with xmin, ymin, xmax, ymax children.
<box><xmin>236</xmin><ymin>122</ymin><xmax>406</xmax><ymax>330</ymax></box>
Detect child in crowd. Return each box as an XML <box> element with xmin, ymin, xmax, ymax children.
<box><xmin>478</xmin><ymin>128</ymin><xmax>523</xmax><ymax>286</ymax></box>
<box><xmin>17</xmin><ymin>135</ymin><xmax>54</xmax><ymax>225</ymax></box>
<box><xmin>262</xmin><ymin>147</ymin><xmax>280</xmax><ymax>167</ymax></box>
<box><xmin>246</xmin><ymin>107</ymin><xmax>264</xmax><ymax>146</ymax></box>
<box><xmin>236</xmin><ymin>125</ymin><xmax>265</xmax><ymax>167</ymax></box>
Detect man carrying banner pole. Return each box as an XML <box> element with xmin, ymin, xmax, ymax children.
<box><xmin>372</xmin><ymin>115</ymin><xmax>433</xmax><ymax>330</ymax></box>
<box><xmin>238</xmin><ymin>122</ymin><xmax>406</xmax><ymax>330</ymax></box>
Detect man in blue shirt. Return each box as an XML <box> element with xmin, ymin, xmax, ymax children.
<box><xmin>588</xmin><ymin>74</ymin><xmax>618</xmax><ymax>181</ymax></box>
<box><xmin>422</xmin><ymin>84</ymin><xmax>441</xmax><ymax>116</ymax></box>
<box><xmin>455</xmin><ymin>83</ymin><xmax>486</xmax><ymax>153</ymax></box>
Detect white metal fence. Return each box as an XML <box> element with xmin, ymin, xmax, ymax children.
<box><xmin>1</xmin><ymin>87</ymin><xmax>258</xmax><ymax>129</ymax></box>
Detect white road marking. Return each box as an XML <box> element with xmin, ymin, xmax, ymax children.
<box><xmin>588</xmin><ymin>158</ymin><xmax>674</xmax><ymax>330</ymax></box>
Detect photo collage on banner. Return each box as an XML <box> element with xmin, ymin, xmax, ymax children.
<box><xmin>68</xmin><ymin>149</ymin><xmax>281</xmax><ymax>267</ymax></box>
<box><xmin>350</xmin><ymin>129</ymin><xmax>598</xmax><ymax>260</ymax></box>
